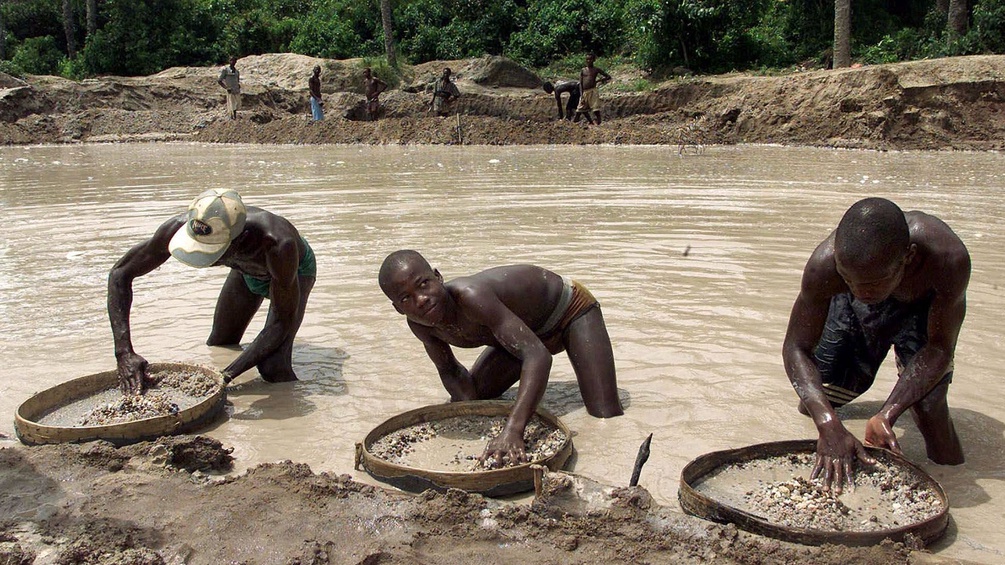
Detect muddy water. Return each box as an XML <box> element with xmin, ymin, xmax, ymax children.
<box><xmin>1</xmin><ymin>143</ymin><xmax>1002</xmax><ymax>562</ymax></box>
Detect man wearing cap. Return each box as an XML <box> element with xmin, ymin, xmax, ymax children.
<box><xmin>108</xmin><ymin>189</ymin><xmax>317</xmax><ymax>394</ymax></box>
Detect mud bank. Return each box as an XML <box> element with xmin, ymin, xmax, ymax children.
<box><xmin>1</xmin><ymin>54</ymin><xmax>1004</xmax><ymax>150</ymax></box>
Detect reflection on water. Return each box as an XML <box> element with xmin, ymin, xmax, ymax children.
<box><xmin>1</xmin><ymin>143</ymin><xmax>1003</xmax><ymax>562</ymax></box>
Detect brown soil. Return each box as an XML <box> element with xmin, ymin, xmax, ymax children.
<box><xmin>0</xmin><ymin>436</ymin><xmax>963</xmax><ymax>564</ymax></box>
<box><xmin>2</xmin><ymin>53</ymin><xmax>1004</xmax><ymax>150</ymax></box>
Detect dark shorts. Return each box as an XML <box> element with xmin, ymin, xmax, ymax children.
<box><xmin>243</xmin><ymin>238</ymin><xmax>317</xmax><ymax>298</ymax></box>
<box><xmin>814</xmin><ymin>293</ymin><xmax>952</xmax><ymax>407</ymax></box>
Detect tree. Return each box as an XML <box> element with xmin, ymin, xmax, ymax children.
<box><xmin>834</xmin><ymin>0</ymin><xmax>851</xmax><ymax>68</ymax></box>
<box><xmin>380</xmin><ymin>0</ymin><xmax>396</xmax><ymax>67</ymax></box>
<box><xmin>86</xmin><ymin>0</ymin><xmax>97</xmax><ymax>37</ymax></box>
<box><xmin>948</xmin><ymin>0</ymin><xmax>968</xmax><ymax>40</ymax></box>
<box><xmin>62</xmin><ymin>0</ymin><xmax>76</xmax><ymax>57</ymax></box>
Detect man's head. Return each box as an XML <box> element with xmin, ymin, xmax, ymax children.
<box><xmin>229</xmin><ymin>56</ymin><xmax>238</xmax><ymax>68</ymax></box>
<box><xmin>313</xmin><ymin>65</ymin><xmax>321</xmax><ymax>76</ymax></box>
<box><xmin>169</xmin><ymin>189</ymin><xmax>247</xmax><ymax>268</ymax></box>
<box><xmin>586</xmin><ymin>53</ymin><xmax>596</xmax><ymax>66</ymax></box>
<box><xmin>363</xmin><ymin>67</ymin><xmax>372</xmax><ymax>78</ymax></box>
<box><xmin>442</xmin><ymin>67</ymin><xmax>452</xmax><ymax>79</ymax></box>
<box><xmin>834</xmin><ymin>197</ymin><xmax>915</xmax><ymax>304</ymax></box>
<box><xmin>379</xmin><ymin>250</ymin><xmax>448</xmax><ymax>325</ymax></box>
<box><xmin>542</xmin><ymin>81</ymin><xmax>554</xmax><ymax>94</ymax></box>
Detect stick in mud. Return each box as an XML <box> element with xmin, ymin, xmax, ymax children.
<box><xmin>630</xmin><ymin>433</ymin><xmax>653</xmax><ymax>486</ymax></box>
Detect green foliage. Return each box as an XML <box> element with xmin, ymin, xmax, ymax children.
<box><xmin>625</xmin><ymin>0</ymin><xmax>772</xmax><ymax>74</ymax></box>
<box><xmin>965</xmin><ymin>0</ymin><xmax>1005</xmax><ymax>53</ymax></box>
<box><xmin>0</xmin><ymin>59</ymin><xmax>26</xmax><ymax>78</ymax></box>
<box><xmin>0</xmin><ymin>0</ymin><xmax>62</xmax><ymax>44</ymax></box>
<box><xmin>397</xmin><ymin>0</ymin><xmax>524</xmax><ymax>62</ymax></box>
<box><xmin>506</xmin><ymin>0</ymin><xmax>626</xmax><ymax>67</ymax></box>
<box><xmin>3</xmin><ymin>0</ymin><xmax>1005</xmax><ymax>80</ymax></box>
<box><xmin>11</xmin><ymin>35</ymin><xmax>63</xmax><ymax>75</ymax></box>
<box><xmin>82</xmin><ymin>0</ymin><xmax>223</xmax><ymax>75</ymax></box>
<box><xmin>288</xmin><ymin>0</ymin><xmax>380</xmax><ymax>58</ymax></box>
<box><xmin>859</xmin><ymin>28</ymin><xmax>923</xmax><ymax>64</ymax></box>
<box><xmin>58</xmin><ymin>54</ymin><xmax>88</xmax><ymax>79</ymax></box>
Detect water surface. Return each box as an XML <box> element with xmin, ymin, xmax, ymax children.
<box><xmin>1</xmin><ymin>143</ymin><xmax>1002</xmax><ymax>562</ymax></box>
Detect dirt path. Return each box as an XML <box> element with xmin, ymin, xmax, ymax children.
<box><xmin>0</xmin><ymin>435</ymin><xmax>960</xmax><ymax>565</ymax></box>
<box><xmin>2</xmin><ymin>54</ymin><xmax>1004</xmax><ymax>150</ymax></box>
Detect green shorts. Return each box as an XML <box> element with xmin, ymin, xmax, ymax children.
<box><xmin>243</xmin><ymin>238</ymin><xmax>316</xmax><ymax>298</ymax></box>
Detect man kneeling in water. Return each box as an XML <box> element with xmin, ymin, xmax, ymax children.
<box><xmin>379</xmin><ymin>250</ymin><xmax>623</xmax><ymax>467</ymax></box>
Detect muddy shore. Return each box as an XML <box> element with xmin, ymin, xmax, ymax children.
<box><xmin>0</xmin><ymin>435</ymin><xmax>964</xmax><ymax>564</ymax></box>
<box><xmin>2</xmin><ymin>54</ymin><xmax>1004</xmax><ymax>150</ymax></box>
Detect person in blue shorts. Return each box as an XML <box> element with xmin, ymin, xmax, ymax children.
<box><xmin>783</xmin><ymin>197</ymin><xmax>969</xmax><ymax>492</ymax></box>
<box><xmin>108</xmin><ymin>189</ymin><xmax>316</xmax><ymax>394</ymax></box>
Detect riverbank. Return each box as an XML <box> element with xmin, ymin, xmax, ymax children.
<box><xmin>0</xmin><ymin>435</ymin><xmax>958</xmax><ymax>564</ymax></box>
<box><xmin>2</xmin><ymin>54</ymin><xmax>1004</xmax><ymax>150</ymax></box>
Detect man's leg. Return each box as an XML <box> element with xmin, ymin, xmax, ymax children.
<box><xmin>593</xmin><ymin>111</ymin><xmax>602</xmax><ymax>125</ymax></box>
<box><xmin>256</xmin><ymin>275</ymin><xmax>315</xmax><ymax>382</ymax></box>
<box><xmin>208</xmin><ymin>269</ymin><xmax>264</xmax><ymax>346</ymax></box>
<box><xmin>469</xmin><ymin>346</ymin><xmax>523</xmax><ymax>399</ymax></box>
<box><xmin>564</xmin><ymin>308</ymin><xmax>623</xmax><ymax>418</ymax></box>
<box><xmin>909</xmin><ymin>377</ymin><xmax>964</xmax><ymax>465</ymax></box>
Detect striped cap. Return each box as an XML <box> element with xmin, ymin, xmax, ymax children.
<box><xmin>169</xmin><ymin>189</ymin><xmax>247</xmax><ymax>267</ymax></box>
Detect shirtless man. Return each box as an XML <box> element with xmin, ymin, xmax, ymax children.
<box><xmin>783</xmin><ymin>197</ymin><xmax>969</xmax><ymax>492</ymax></box>
<box><xmin>574</xmin><ymin>53</ymin><xmax>611</xmax><ymax>125</ymax></box>
<box><xmin>542</xmin><ymin>79</ymin><xmax>581</xmax><ymax>121</ymax></box>
<box><xmin>108</xmin><ymin>189</ymin><xmax>316</xmax><ymax>394</ymax></box>
<box><xmin>363</xmin><ymin>67</ymin><xmax>387</xmax><ymax>121</ymax></box>
<box><xmin>379</xmin><ymin>250</ymin><xmax>623</xmax><ymax>466</ymax></box>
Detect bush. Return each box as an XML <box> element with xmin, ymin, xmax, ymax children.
<box><xmin>11</xmin><ymin>35</ymin><xmax>62</xmax><ymax>75</ymax></box>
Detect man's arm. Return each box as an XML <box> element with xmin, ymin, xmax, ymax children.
<box><xmin>107</xmin><ymin>217</ymin><xmax>182</xmax><ymax>394</ymax></box>
<box><xmin>222</xmin><ymin>235</ymin><xmax>301</xmax><ymax>379</ymax></box>
<box><xmin>409</xmin><ymin>321</ymin><xmax>477</xmax><ymax>401</ymax></box>
<box><xmin>597</xmin><ymin>68</ymin><xmax>612</xmax><ymax>84</ymax></box>
<box><xmin>459</xmin><ymin>287</ymin><xmax>552</xmax><ymax>464</ymax></box>
<box><xmin>782</xmin><ymin>242</ymin><xmax>873</xmax><ymax>491</ymax></box>
<box><xmin>866</xmin><ymin>248</ymin><xmax>970</xmax><ymax>449</ymax></box>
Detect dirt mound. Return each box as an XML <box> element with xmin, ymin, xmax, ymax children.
<box><xmin>1</xmin><ymin>54</ymin><xmax>1004</xmax><ymax>150</ymax></box>
<box><xmin>0</xmin><ymin>439</ymin><xmax>944</xmax><ymax>564</ymax></box>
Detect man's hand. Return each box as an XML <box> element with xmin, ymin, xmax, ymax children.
<box><xmin>812</xmin><ymin>420</ymin><xmax>875</xmax><ymax>493</ymax></box>
<box><xmin>116</xmin><ymin>352</ymin><xmax>149</xmax><ymax>395</ymax></box>
<box><xmin>864</xmin><ymin>413</ymin><xmax>902</xmax><ymax>454</ymax></box>
<box><xmin>480</xmin><ymin>428</ymin><xmax>528</xmax><ymax>469</ymax></box>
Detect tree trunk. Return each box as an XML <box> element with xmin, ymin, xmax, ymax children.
<box><xmin>936</xmin><ymin>0</ymin><xmax>949</xmax><ymax>15</ymax></box>
<box><xmin>947</xmin><ymin>0</ymin><xmax>968</xmax><ymax>39</ymax></box>
<box><xmin>0</xmin><ymin>7</ymin><xmax>6</xmax><ymax>62</ymax></box>
<box><xmin>86</xmin><ymin>0</ymin><xmax>98</xmax><ymax>37</ymax></box>
<box><xmin>833</xmin><ymin>0</ymin><xmax>851</xmax><ymax>69</ymax></box>
<box><xmin>63</xmin><ymin>0</ymin><xmax>77</xmax><ymax>57</ymax></box>
<box><xmin>380</xmin><ymin>0</ymin><xmax>396</xmax><ymax>68</ymax></box>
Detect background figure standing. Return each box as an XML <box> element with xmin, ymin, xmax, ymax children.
<box><xmin>309</xmin><ymin>65</ymin><xmax>323</xmax><ymax>122</ymax></box>
<box><xmin>218</xmin><ymin>56</ymin><xmax>241</xmax><ymax>120</ymax></box>
<box><xmin>363</xmin><ymin>67</ymin><xmax>387</xmax><ymax>121</ymax></box>
<box><xmin>542</xmin><ymin>80</ymin><xmax>581</xmax><ymax>121</ymax></box>
<box><xmin>431</xmin><ymin>67</ymin><xmax>460</xmax><ymax>117</ymax></box>
<box><xmin>574</xmin><ymin>54</ymin><xmax>611</xmax><ymax>125</ymax></box>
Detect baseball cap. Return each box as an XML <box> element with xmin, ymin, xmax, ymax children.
<box><xmin>168</xmin><ymin>189</ymin><xmax>247</xmax><ymax>267</ymax></box>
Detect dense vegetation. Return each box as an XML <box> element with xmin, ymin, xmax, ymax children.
<box><xmin>1</xmin><ymin>0</ymin><xmax>1004</xmax><ymax>79</ymax></box>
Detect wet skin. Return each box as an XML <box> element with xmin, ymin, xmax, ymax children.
<box><xmin>782</xmin><ymin>210</ymin><xmax>969</xmax><ymax>492</ymax></box>
<box><xmin>363</xmin><ymin>69</ymin><xmax>387</xmax><ymax>120</ymax></box>
<box><xmin>108</xmin><ymin>207</ymin><xmax>314</xmax><ymax>394</ymax></box>
<box><xmin>574</xmin><ymin>55</ymin><xmax>611</xmax><ymax>125</ymax></box>
<box><xmin>381</xmin><ymin>257</ymin><xmax>623</xmax><ymax>467</ymax></box>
